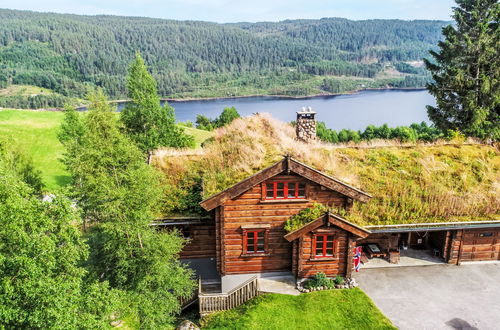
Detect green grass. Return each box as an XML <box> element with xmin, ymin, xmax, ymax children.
<box><xmin>201</xmin><ymin>289</ymin><xmax>395</xmax><ymax>330</ymax></box>
<box><xmin>0</xmin><ymin>109</ymin><xmax>214</xmax><ymax>192</ymax></box>
<box><xmin>158</xmin><ymin>114</ymin><xmax>499</xmax><ymax>223</ymax></box>
<box><xmin>0</xmin><ymin>109</ymin><xmax>69</xmax><ymax>191</ymax></box>
<box><xmin>0</xmin><ymin>84</ymin><xmax>54</xmax><ymax>97</ymax></box>
<box><xmin>183</xmin><ymin>126</ymin><xmax>214</xmax><ymax>148</ymax></box>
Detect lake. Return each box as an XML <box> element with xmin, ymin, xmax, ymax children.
<box><xmin>117</xmin><ymin>89</ymin><xmax>436</xmax><ymax>131</ymax></box>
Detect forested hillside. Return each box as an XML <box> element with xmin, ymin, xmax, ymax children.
<box><xmin>0</xmin><ymin>9</ymin><xmax>448</xmax><ymax>107</ymax></box>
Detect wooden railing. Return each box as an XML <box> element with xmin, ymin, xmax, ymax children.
<box><xmin>179</xmin><ymin>289</ymin><xmax>198</xmax><ymax>310</ymax></box>
<box><xmin>199</xmin><ymin>276</ymin><xmax>259</xmax><ymax>316</ymax></box>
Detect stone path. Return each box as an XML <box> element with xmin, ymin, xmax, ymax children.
<box><xmin>257</xmin><ymin>275</ymin><xmax>300</xmax><ymax>296</ymax></box>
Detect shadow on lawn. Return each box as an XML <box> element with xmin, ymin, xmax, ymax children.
<box><xmin>55</xmin><ymin>175</ymin><xmax>72</xmax><ymax>187</ymax></box>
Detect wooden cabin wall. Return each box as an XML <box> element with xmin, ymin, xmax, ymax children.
<box><xmin>221</xmin><ymin>174</ymin><xmax>347</xmax><ymax>275</ymax></box>
<box><xmin>446</xmin><ymin>228</ymin><xmax>500</xmax><ymax>264</ymax></box>
<box><xmin>297</xmin><ymin>227</ymin><xmax>349</xmax><ymax>278</ymax></box>
<box><xmin>179</xmin><ymin>222</ymin><xmax>216</xmax><ymax>259</ymax></box>
<box><xmin>357</xmin><ymin>233</ymin><xmax>399</xmax><ymax>251</ymax></box>
<box><xmin>459</xmin><ymin>228</ymin><xmax>500</xmax><ymax>262</ymax></box>
<box><xmin>215</xmin><ymin>207</ymin><xmax>222</xmax><ymax>273</ymax></box>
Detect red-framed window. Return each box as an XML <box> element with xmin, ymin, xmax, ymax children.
<box><xmin>243</xmin><ymin>229</ymin><xmax>267</xmax><ymax>254</ymax></box>
<box><xmin>265</xmin><ymin>182</ymin><xmax>306</xmax><ymax>199</ymax></box>
<box><xmin>313</xmin><ymin>234</ymin><xmax>335</xmax><ymax>257</ymax></box>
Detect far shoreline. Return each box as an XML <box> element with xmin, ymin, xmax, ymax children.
<box><xmin>1</xmin><ymin>87</ymin><xmax>428</xmax><ymax>112</ymax></box>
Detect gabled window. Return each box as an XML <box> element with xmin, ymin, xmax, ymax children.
<box><xmin>242</xmin><ymin>228</ymin><xmax>269</xmax><ymax>255</ymax></box>
<box><xmin>265</xmin><ymin>182</ymin><xmax>306</xmax><ymax>200</ymax></box>
<box><xmin>313</xmin><ymin>234</ymin><xmax>336</xmax><ymax>258</ymax></box>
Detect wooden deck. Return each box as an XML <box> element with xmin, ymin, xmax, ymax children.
<box><xmin>198</xmin><ymin>276</ymin><xmax>259</xmax><ymax>316</ymax></box>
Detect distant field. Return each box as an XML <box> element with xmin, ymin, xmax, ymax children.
<box><xmin>0</xmin><ymin>84</ymin><xmax>54</xmax><ymax>97</ymax></box>
<box><xmin>0</xmin><ymin>109</ymin><xmax>213</xmax><ymax>191</ymax></box>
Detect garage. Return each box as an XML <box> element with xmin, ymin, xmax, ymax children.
<box><xmin>460</xmin><ymin>229</ymin><xmax>500</xmax><ymax>262</ymax></box>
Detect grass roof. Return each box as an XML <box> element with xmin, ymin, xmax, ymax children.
<box><xmin>153</xmin><ymin>113</ymin><xmax>499</xmax><ymax>226</ymax></box>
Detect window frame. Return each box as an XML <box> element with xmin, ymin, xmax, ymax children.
<box><xmin>312</xmin><ymin>233</ymin><xmax>337</xmax><ymax>258</ymax></box>
<box><xmin>242</xmin><ymin>228</ymin><xmax>269</xmax><ymax>256</ymax></box>
<box><xmin>263</xmin><ymin>181</ymin><xmax>306</xmax><ymax>200</ymax></box>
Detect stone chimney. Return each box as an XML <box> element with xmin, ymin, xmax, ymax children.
<box><xmin>296</xmin><ymin>106</ymin><xmax>317</xmax><ymax>143</ymax></box>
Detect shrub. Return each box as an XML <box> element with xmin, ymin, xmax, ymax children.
<box><xmin>317</xmin><ymin>121</ymin><xmax>446</xmax><ymax>144</ymax></box>
<box><xmin>284</xmin><ymin>203</ymin><xmax>327</xmax><ymax>232</ymax></box>
<box><xmin>304</xmin><ymin>272</ymin><xmax>334</xmax><ymax>289</ymax></box>
<box><xmin>196</xmin><ymin>107</ymin><xmax>241</xmax><ymax>130</ymax></box>
<box><xmin>334</xmin><ymin>275</ymin><xmax>345</xmax><ymax>285</ymax></box>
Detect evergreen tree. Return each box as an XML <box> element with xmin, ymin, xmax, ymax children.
<box><xmin>62</xmin><ymin>89</ymin><xmax>195</xmax><ymax>327</ymax></box>
<box><xmin>0</xmin><ymin>149</ymin><xmax>116</xmax><ymax>329</ymax></box>
<box><xmin>58</xmin><ymin>105</ymin><xmax>85</xmax><ymax>146</ymax></box>
<box><xmin>425</xmin><ymin>0</ymin><xmax>499</xmax><ymax>140</ymax></box>
<box><xmin>121</xmin><ymin>52</ymin><xmax>194</xmax><ymax>154</ymax></box>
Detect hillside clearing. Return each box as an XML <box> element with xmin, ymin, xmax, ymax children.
<box><xmin>0</xmin><ymin>84</ymin><xmax>54</xmax><ymax>97</ymax></box>
<box><xmin>200</xmin><ymin>289</ymin><xmax>395</xmax><ymax>330</ymax></box>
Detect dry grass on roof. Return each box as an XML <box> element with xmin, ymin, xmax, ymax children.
<box><xmin>153</xmin><ymin>113</ymin><xmax>500</xmax><ymax>225</ymax></box>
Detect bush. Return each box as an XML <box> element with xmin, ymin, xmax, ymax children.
<box><xmin>284</xmin><ymin>203</ymin><xmax>327</xmax><ymax>232</ymax></box>
<box><xmin>317</xmin><ymin>121</ymin><xmax>445</xmax><ymax>144</ymax></box>
<box><xmin>304</xmin><ymin>272</ymin><xmax>334</xmax><ymax>289</ymax></box>
<box><xmin>195</xmin><ymin>107</ymin><xmax>241</xmax><ymax>130</ymax></box>
<box><xmin>333</xmin><ymin>275</ymin><xmax>345</xmax><ymax>285</ymax></box>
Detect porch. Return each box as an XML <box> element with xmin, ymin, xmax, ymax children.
<box><xmin>181</xmin><ymin>258</ymin><xmax>299</xmax><ymax>315</ymax></box>
<box><xmin>197</xmin><ymin>273</ymin><xmax>298</xmax><ymax>316</ymax></box>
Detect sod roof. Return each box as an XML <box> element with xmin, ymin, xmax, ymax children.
<box><xmin>154</xmin><ymin>114</ymin><xmax>500</xmax><ymax>226</ymax></box>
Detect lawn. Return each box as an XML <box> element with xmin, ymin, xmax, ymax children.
<box><xmin>0</xmin><ymin>109</ymin><xmax>69</xmax><ymax>191</ymax></box>
<box><xmin>183</xmin><ymin>126</ymin><xmax>214</xmax><ymax>148</ymax></box>
<box><xmin>201</xmin><ymin>289</ymin><xmax>395</xmax><ymax>330</ymax></box>
<box><xmin>0</xmin><ymin>109</ymin><xmax>213</xmax><ymax>192</ymax></box>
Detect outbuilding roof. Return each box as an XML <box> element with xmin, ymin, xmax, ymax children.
<box><xmin>284</xmin><ymin>212</ymin><xmax>371</xmax><ymax>241</ymax></box>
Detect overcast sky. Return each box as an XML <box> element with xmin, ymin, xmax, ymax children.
<box><xmin>0</xmin><ymin>0</ymin><xmax>456</xmax><ymax>22</ymax></box>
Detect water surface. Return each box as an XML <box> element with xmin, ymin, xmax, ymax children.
<box><xmin>119</xmin><ymin>89</ymin><xmax>436</xmax><ymax>131</ymax></box>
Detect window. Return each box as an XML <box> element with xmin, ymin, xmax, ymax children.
<box><xmin>313</xmin><ymin>234</ymin><xmax>335</xmax><ymax>257</ymax></box>
<box><xmin>480</xmin><ymin>232</ymin><xmax>493</xmax><ymax>237</ymax></box>
<box><xmin>265</xmin><ymin>182</ymin><xmax>306</xmax><ymax>200</ymax></box>
<box><xmin>243</xmin><ymin>229</ymin><xmax>267</xmax><ymax>254</ymax></box>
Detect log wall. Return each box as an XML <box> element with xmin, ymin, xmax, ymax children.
<box><xmin>220</xmin><ymin>174</ymin><xmax>347</xmax><ymax>275</ymax></box>
<box><xmin>179</xmin><ymin>222</ymin><xmax>217</xmax><ymax>259</ymax></box>
<box><xmin>297</xmin><ymin>227</ymin><xmax>349</xmax><ymax>278</ymax></box>
<box><xmin>357</xmin><ymin>233</ymin><xmax>399</xmax><ymax>251</ymax></box>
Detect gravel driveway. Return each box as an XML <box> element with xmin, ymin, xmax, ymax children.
<box><xmin>354</xmin><ymin>263</ymin><xmax>500</xmax><ymax>330</ymax></box>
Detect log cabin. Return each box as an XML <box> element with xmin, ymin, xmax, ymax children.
<box><xmin>159</xmin><ymin>108</ymin><xmax>500</xmax><ymax>298</ymax></box>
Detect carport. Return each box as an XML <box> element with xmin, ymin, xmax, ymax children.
<box><xmin>358</xmin><ymin>221</ymin><xmax>500</xmax><ymax>268</ymax></box>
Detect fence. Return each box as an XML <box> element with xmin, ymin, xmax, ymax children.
<box><xmin>198</xmin><ymin>276</ymin><xmax>259</xmax><ymax>316</ymax></box>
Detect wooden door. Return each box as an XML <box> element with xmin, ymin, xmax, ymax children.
<box><xmin>461</xmin><ymin>230</ymin><xmax>500</xmax><ymax>261</ymax></box>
